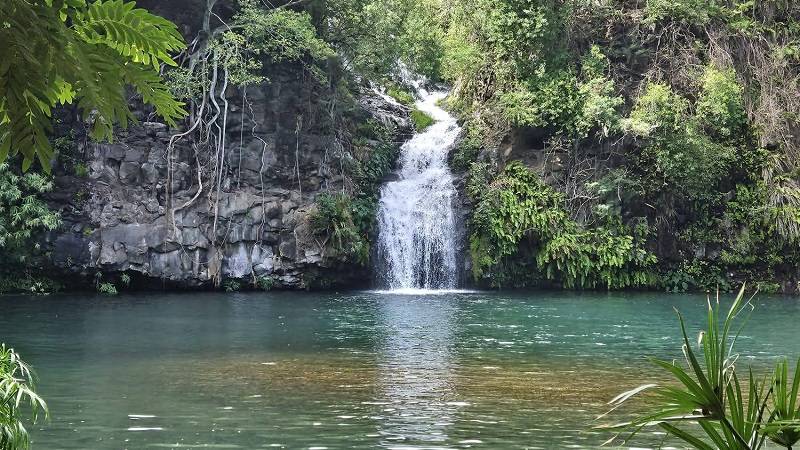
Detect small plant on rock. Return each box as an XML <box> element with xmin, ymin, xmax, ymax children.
<box><xmin>97</xmin><ymin>282</ymin><xmax>117</xmax><ymax>295</ymax></box>
<box><xmin>223</xmin><ymin>280</ymin><xmax>241</xmax><ymax>292</ymax></box>
<box><xmin>257</xmin><ymin>276</ymin><xmax>275</xmax><ymax>291</ymax></box>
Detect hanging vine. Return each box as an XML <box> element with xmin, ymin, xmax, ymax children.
<box><xmin>161</xmin><ymin>0</ymin><xmax>334</xmax><ymax>283</ymax></box>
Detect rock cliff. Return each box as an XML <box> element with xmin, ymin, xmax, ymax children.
<box><xmin>46</xmin><ymin>65</ymin><xmax>411</xmax><ymax>290</ymax></box>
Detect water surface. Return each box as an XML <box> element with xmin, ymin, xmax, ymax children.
<box><xmin>1</xmin><ymin>290</ymin><xmax>798</xmax><ymax>449</ymax></box>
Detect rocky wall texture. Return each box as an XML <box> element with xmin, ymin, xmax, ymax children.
<box><xmin>45</xmin><ymin>67</ymin><xmax>411</xmax><ymax>290</ymax></box>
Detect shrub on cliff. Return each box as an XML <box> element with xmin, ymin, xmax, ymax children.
<box><xmin>469</xmin><ymin>162</ymin><xmax>657</xmax><ymax>289</ymax></box>
<box><xmin>0</xmin><ymin>162</ymin><xmax>61</xmax><ymax>294</ymax></box>
<box><xmin>310</xmin><ymin>193</ymin><xmax>370</xmax><ymax>266</ymax></box>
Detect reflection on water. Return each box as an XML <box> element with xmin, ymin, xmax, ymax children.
<box><xmin>0</xmin><ymin>290</ymin><xmax>798</xmax><ymax>448</ymax></box>
<box><xmin>375</xmin><ymin>294</ymin><xmax>459</xmax><ymax>445</ymax></box>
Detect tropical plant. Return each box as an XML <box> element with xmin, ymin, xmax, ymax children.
<box><xmin>310</xmin><ymin>193</ymin><xmax>370</xmax><ymax>265</ymax></box>
<box><xmin>257</xmin><ymin>276</ymin><xmax>274</xmax><ymax>291</ymax></box>
<box><xmin>599</xmin><ymin>285</ymin><xmax>800</xmax><ymax>449</ymax></box>
<box><xmin>97</xmin><ymin>281</ymin><xmax>117</xmax><ymax>295</ymax></box>
<box><xmin>223</xmin><ymin>280</ymin><xmax>241</xmax><ymax>292</ymax></box>
<box><xmin>469</xmin><ymin>162</ymin><xmax>657</xmax><ymax>288</ymax></box>
<box><xmin>0</xmin><ymin>0</ymin><xmax>186</xmax><ymax>171</ymax></box>
<box><xmin>0</xmin><ymin>344</ymin><xmax>48</xmax><ymax>450</ymax></box>
<box><xmin>0</xmin><ymin>161</ymin><xmax>62</xmax><ymax>294</ymax></box>
<box><xmin>0</xmin><ymin>163</ymin><xmax>60</xmax><ymax>250</ymax></box>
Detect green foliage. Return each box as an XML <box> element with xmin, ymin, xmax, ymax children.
<box><xmin>169</xmin><ymin>0</ymin><xmax>333</xmax><ymax>100</ymax></box>
<box><xmin>440</xmin><ymin>23</ymin><xmax>483</xmax><ymax>82</ymax></box>
<box><xmin>601</xmin><ymin>286</ymin><xmax>800</xmax><ymax>449</ymax></box>
<box><xmin>0</xmin><ymin>162</ymin><xmax>61</xmax><ymax>250</ymax></box>
<box><xmin>97</xmin><ymin>282</ymin><xmax>117</xmax><ymax>295</ymax></box>
<box><xmin>0</xmin><ymin>0</ymin><xmax>186</xmax><ymax>171</ymax></box>
<box><xmin>351</xmin><ymin>120</ymin><xmax>398</xmax><ymax>192</ymax></box>
<box><xmin>223</xmin><ymin>280</ymin><xmax>241</xmax><ymax>292</ymax></box>
<box><xmin>625</xmin><ymin>80</ymin><xmax>736</xmax><ymax>200</ymax></box>
<box><xmin>696</xmin><ymin>67</ymin><xmax>748</xmax><ymax>140</ymax></box>
<box><xmin>237</xmin><ymin>1</ymin><xmax>333</xmax><ymax>63</ymax></box>
<box><xmin>386</xmin><ymin>85</ymin><xmax>415</xmax><ymax>107</ymax></box>
<box><xmin>495</xmin><ymin>47</ymin><xmax>622</xmax><ymax>138</ymax></box>
<box><xmin>323</xmin><ymin>0</ymin><xmax>445</xmax><ymax>79</ymax></box>
<box><xmin>73</xmin><ymin>163</ymin><xmax>88</xmax><ymax>177</ymax></box>
<box><xmin>257</xmin><ymin>276</ymin><xmax>275</xmax><ymax>291</ymax></box>
<box><xmin>470</xmin><ymin>162</ymin><xmax>657</xmax><ymax>288</ymax></box>
<box><xmin>0</xmin><ymin>275</ymin><xmax>62</xmax><ymax>295</ymax></box>
<box><xmin>311</xmin><ymin>193</ymin><xmax>370</xmax><ymax>265</ymax></box>
<box><xmin>576</xmin><ymin>47</ymin><xmax>623</xmax><ymax>137</ymax></box>
<box><xmin>0</xmin><ymin>344</ymin><xmax>48</xmax><ymax>450</ymax></box>
<box><xmin>498</xmin><ymin>73</ymin><xmax>583</xmax><ymax>133</ymax></box>
<box><xmin>450</xmin><ymin>126</ymin><xmax>483</xmax><ymax>172</ymax></box>
<box><xmin>662</xmin><ymin>260</ymin><xmax>731</xmax><ymax>293</ymax></box>
<box><xmin>466</xmin><ymin>161</ymin><xmax>493</xmax><ymax>202</ymax></box>
<box><xmin>644</xmin><ymin>0</ymin><xmax>724</xmax><ymax>25</ymax></box>
<box><xmin>410</xmin><ymin>108</ymin><xmax>435</xmax><ymax>131</ymax></box>
<box><xmin>0</xmin><ymin>162</ymin><xmax>61</xmax><ymax>293</ymax></box>
<box><xmin>308</xmin><ymin>119</ymin><xmax>398</xmax><ymax>266</ymax></box>
<box><xmin>120</xmin><ymin>273</ymin><xmax>131</xmax><ymax>287</ymax></box>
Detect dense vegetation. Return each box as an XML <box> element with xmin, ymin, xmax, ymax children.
<box><xmin>3</xmin><ymin>0</ymin><xmax>800</xmax><ymax>291</ymax></box>
<box><xmin>0</xmin><ymin>163</ymin><xmax>61</xmax><ymax>294</ymax></box>
<box><xmin>375</xmin><ymin>0</ymin><xmax>800</xmax><ymax>291</ymax></box>
<box><xmin>309</xmin><ymin>121</ymin><xmax>399</xmax><ymax>265</ymax></box>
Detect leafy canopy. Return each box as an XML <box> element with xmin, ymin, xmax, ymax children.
<box><xmin>0</xmin><ymin>0</ymin><xmax>186</xmax><ymax>171</ymax></box>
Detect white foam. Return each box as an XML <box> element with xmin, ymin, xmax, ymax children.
<box><xmin>371</xmin><ymin>288</ymin><xmax>478</xmax><ymax>296</ymax></box>
<box><xmin>376</xmin><ymin>90</ymin><xmax>463</xmax><ymax>290</ymax></box>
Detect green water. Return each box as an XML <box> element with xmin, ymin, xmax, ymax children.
<box><xmin>1</xmin><ymin>290</ymin><xmax>798</xmax><ymax>449</ymax></box>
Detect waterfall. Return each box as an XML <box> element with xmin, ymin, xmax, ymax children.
<box><xmin>376</xmin><ymin>90</ymin><xmax>462</xmax><ymax>290</ymax></box>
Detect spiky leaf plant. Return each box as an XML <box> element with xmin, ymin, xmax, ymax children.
<box><xmin>599</xmin><ymin>285</ymin><xmax>800</xmax><ymax>449</ymax></box>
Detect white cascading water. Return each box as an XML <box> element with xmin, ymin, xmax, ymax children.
<box><xmin>376</xmin><ymin>90</ymin><xmax>462</xmax><ymax>290</ymax></box>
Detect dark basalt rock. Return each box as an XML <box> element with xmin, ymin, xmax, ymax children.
<box><xmin>47</xmin><ymin>66</ymin><xmax>410</xmax><ymax>290</ymax></box>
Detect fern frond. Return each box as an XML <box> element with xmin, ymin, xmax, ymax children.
<box><xmin>74</xmin><ymin>0</ymin><xmax>183</xmax><ymax>70</ymax></box>
<box><xmin>0</xmin><ymin>0</ymin><xmax>185</xmax><ymax>171</ymax></box>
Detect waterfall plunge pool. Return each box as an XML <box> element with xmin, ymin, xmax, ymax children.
<box><xmin>2</xmin><ymin>290</ymin><xmax>799</xmax><ymax>448</ymax></box>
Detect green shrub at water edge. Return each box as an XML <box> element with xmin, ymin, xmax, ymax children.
<box><xmin>310</xmin><ymin>193</ymin><xmax>370</xmax><ymax>265</ymax></box>
<box><xmin>600</xmin><ymin>285</ymin><xmax>800</xmax><ymax>449</ymax></box>
<box><xmin>97</xmin><ymin>282</ymin><xmax>117</xmax><ymax>295</ymax></box>
<box><xmin>0</xmin><ymin>344</ymin><xmax>48</xmax><ymax>450</ymax></box>
<box><xmin>0</xmin><ymin>161</ymin><xmax>62</xmax><ymax>295</ymax></box>
<box><xmin>0</xmin><ymin>276</ymin><xmax>62</xmax><ymax>295</ymax></box>
<box><xmin>469</xmin><ymin>162</ymin><xmax>657</xmax><ymax>289</ymax></box>
<box><xmin>223</xmin><ymin>280</ymin><xmax>241</xmax><ymax>292</ymax></box>
<box><xmin>257</xmin><ymin>276</ymin><xmax>275</xmax><ymax>291</ymax></box>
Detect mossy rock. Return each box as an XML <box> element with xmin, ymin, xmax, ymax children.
<box><xmin>411</xmin><ymin>108</ymin><xmax>435</xmax><ymax>131</ymax></box>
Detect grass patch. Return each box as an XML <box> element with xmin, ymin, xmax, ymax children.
<box><xmin>386</xmin><ymin>85</ymin><xmax>415</xmax><ymax>107</ymax></box>
<box><xmin>410</xmin><ymin>108</ymin><xmax>435</xmax><ymax>131</ymax></box>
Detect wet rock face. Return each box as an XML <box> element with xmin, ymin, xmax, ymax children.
<box><xmin>47</xmin><ymin>67</ymin><xmax>411</xmax><ymax>290</ymax></box>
